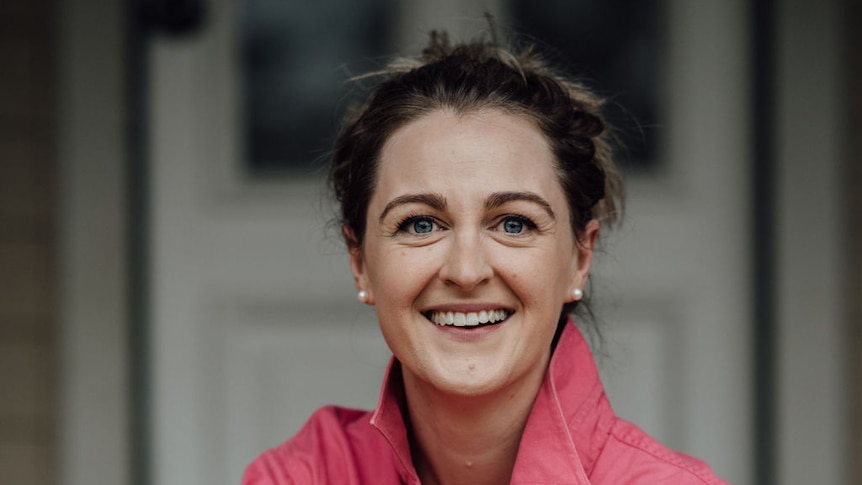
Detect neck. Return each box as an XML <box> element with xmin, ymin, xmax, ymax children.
<box><xmin>402</xmin><ymin>361</ymin><xmax>548</xmax><ymax>485</ymax></box>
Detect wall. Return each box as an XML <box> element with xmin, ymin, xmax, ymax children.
<box><xmin>0</xmin><ymin>0</ymin><xmax>58</xmax><ymax>483</ymax></box>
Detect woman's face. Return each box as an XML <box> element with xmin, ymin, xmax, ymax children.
<box><xmin>349</xmin><ymin>109</ymin><xmax>598</xmax><ymax>398</ymax></box>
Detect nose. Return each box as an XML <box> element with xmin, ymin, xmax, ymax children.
<box><xmin>438</xmin><ymin>231</ymin><xmax>493</xmax><ymax>291</ymax></box>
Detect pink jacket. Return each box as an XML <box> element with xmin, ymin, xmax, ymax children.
<box><xmin>243</xmin><ymin>323</ymin><xmax>728</xmax><ymax>484</ymax></box>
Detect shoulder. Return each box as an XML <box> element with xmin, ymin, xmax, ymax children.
<box><xmin>241</xmin><ymin>405</ymin><xmax>384</xmax><ymax>485</ymax></box>
<box><xmin>590</xmin><ymin>418</ymin><xmax>730</xmax><ymax>485</ymax></box>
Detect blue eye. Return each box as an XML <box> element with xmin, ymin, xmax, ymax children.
<box><xmin>503</xmin><ymin>218</ymin><xmax>524</xmax><ymax>234</ymax></box>
<box><xmin>397</xmin><ymin>216</ymin><xmax>437</xmax><ymax>235</ymax></box>
<box><xmin>412</xmin><ymin>218</ymin><xmax>434</xmax><ymax>234</ymax></box>
<box><xmin>497</xmin><ymin>215</ymin><xmax>536</xmax><ymax>235</ymax></box>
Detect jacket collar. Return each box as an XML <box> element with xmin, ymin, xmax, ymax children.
<box><xmin>370</xmin><ymin>321</ymin><xmax>613</xmax><ymax>484</ymax></box>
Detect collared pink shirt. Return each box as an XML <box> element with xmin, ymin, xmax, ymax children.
<box><xmin>242</xmin><ymin>323</ymin><xmax>729</xmax><ymax>484</ymax></box>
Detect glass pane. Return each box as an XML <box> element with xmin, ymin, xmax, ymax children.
<box><xmin>510</xmin><ymin>0</ymin><xmax>664</xmax><ymax>171</ymax></box>
<box><xmin>240</xmin><ymin>0</ymin><xmax>393</xmax><ymax>176</ymax></box>
<box><xmin>241</xmin><ymin>1</ymin><xmax>662</xmax><ymax>175</ymax></box>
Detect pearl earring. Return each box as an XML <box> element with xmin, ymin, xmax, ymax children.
<box><xmin>357</xmin><ymin>290</ymin><xmax>369</xmax><ymax>303</ymax></box>
<box><xmin>572</xmin><ymin>288</ymin><xmax>583</xmax><ymax>301</ymax></box>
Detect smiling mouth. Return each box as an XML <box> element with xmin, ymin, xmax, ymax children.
<box><xmin>424</xmin><ymin>309</ymin><xmax>511</xmax><ymax>327</ymax></box>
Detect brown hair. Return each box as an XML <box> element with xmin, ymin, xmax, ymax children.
<box><xmin>329</xmin><ymin>30</ymin><xmax>624</xmax><ymax>321</ymax></box>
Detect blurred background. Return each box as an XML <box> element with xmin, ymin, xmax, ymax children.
<box><xmin>1</xmin><ymin>0</ymin><xmax>859</xmax><ymax>484</ymax></box>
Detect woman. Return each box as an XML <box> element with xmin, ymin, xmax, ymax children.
<box><xmin>243</xmin><ymin>31</ymin><xmax>727</xmax><ymax>484</ymax></box>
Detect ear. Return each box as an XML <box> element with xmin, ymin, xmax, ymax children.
<box><xmin>343</xmin><ymin>225</ymin><xmax>375</xmax><ymax>305</ymax></box>
<box><xmin>566</xmin><ymin>219</ymin><xmax>600</xmax><ymax>302</ymax></box>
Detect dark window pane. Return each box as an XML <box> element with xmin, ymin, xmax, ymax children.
<box><xmin>240</xmin><ymin>0</ymin><xmax>393</xmax><ymax>176</ymax></box>
<box><xmin>510</xmin><ymin>0</ymin><xmax>664</xmax><ymax>171</ymax></box>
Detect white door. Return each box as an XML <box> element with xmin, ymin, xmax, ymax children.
<box><xmin>149</xmin><ymin>1</ymin><xmax>751</xmax><ymax>483</ymax></box>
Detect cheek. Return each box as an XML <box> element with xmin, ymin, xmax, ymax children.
<box><xmin>372</xmin><ymin>247</ymin><xmax>438</xmax><ymax>303</ymax></box>
<box><xmin>495</xmin><ymin>246</ymin><xmax>572</xmax><ymax>305</ymax></box>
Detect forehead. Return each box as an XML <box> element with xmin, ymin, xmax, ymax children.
<box><xmin>375</xmin><ymin>109</ymin><xmax>563</xmax><ymax>198</ymax></box>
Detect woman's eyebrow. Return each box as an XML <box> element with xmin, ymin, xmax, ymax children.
<box><xmin>379</xmin><ymin>193</ymin><xmax>447</xmax><ymax>222</ymax></box>
<box><xmin>485</xmin><ymin>191</ymin><xmax>555</xmax><ymax>219</ymax></box>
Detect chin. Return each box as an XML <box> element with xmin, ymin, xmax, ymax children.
<box><xmin>422</xmin><ymin>358</ymin><xmax>518</xmax><ymax>397</ymax></box>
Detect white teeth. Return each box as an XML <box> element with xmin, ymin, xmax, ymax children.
<box><xmin>429</xmin><ymin>309</ymin><xmax>510</xmax><ymax>327</ymax></box>
<box><xmin>453</xmin><ymin>313</ymin><xmax>466</xmax><ymax>326</ymax></box>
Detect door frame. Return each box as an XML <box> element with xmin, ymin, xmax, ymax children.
<box><xmin>57</xmin><ymin>1</ymin><xmax>130</xmax><ymax>485</ymax></box>
<box><xmin>774</xmin><ymin>0</ymin><xmax>849</xmax><ymax>483</ymax></box>
<box><xmin>56</xmin><ymin>0</ymin><xmax>851</xmax><ymax>484</ymax></box>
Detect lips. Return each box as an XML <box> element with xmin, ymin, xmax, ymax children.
<box><xmin>425</xmin><ymin>309</ymin><xmax>511</xmax><ymax>327</ymax></box>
